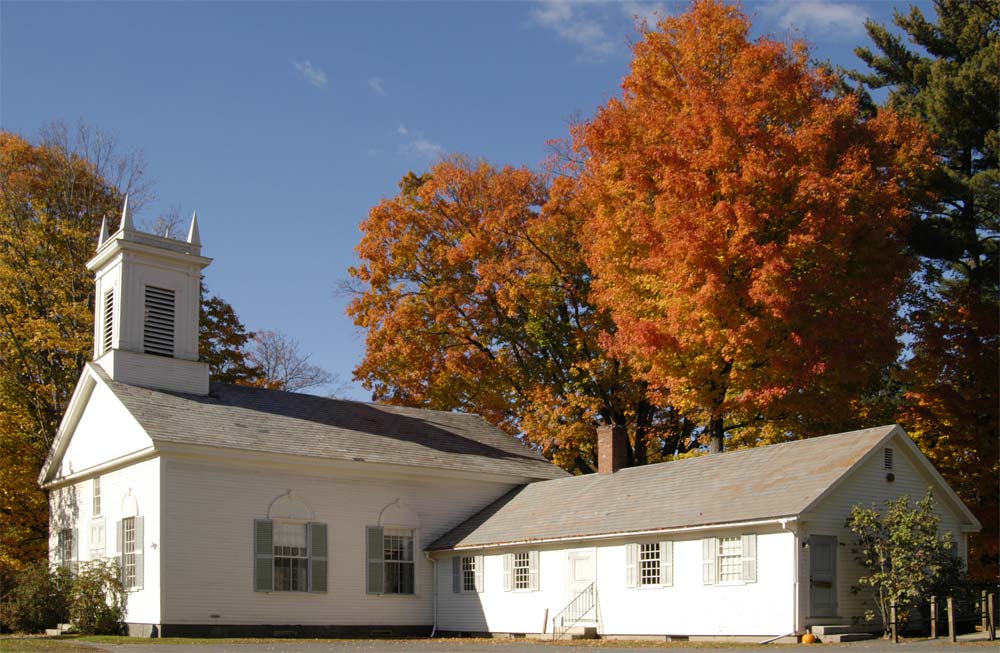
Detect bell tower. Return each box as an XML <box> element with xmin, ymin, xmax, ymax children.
<box><xmin>87</xmin><ymin>197</ymin><xmax>212</xmax><ymax>394</ymax></box>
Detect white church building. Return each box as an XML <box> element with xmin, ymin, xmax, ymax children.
<box><xmin>40</xmin><ymin>203</ymin><xmax>981</xmax><ymax>639</ymax></box>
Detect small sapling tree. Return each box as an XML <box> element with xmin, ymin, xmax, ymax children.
<box><xmin>847</xmin><ymin>489</ymin><xmax>963</xmax><ymax>635</ymax></box>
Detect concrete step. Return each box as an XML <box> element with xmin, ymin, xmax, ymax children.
<box><xmin>812</xmin><ymin>624</ymin><xmax>865</xmax><ymax>636</ymax></box>
<box><xmin>569</xmin><ymin>627</ymin><xmax>599</xmax><ymax>640</ymax></box>
<box><xmin>822</xmin><ymin>633</ymin><xmax>878</xmax><ymax>643</ymax></box>
<box><xmin>555</xmin><ymin>626</ymin><xmax>598</xmax><ymax>640</ymax></box>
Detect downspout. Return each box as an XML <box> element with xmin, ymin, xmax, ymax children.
<box><xmin>780</xmin><ymin>518</ymin><xmax>801</xmax><ymax>638</ymax></box>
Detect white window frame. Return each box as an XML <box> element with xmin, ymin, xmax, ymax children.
<box><xmin>92</xmin><ymin>477</ymin><xmax>101</xmax><ymax>516</ymax></box>
<box><xmin>272</xmin><ymin>520</ymin><xmax>309</xmax><ymax>593</ymax></box>
<box><xmin>382</xmin><ymin>527</ymin><xmax>415</xmax><ymax>595</ymax></box>
<box><xmin>639</xmin><ymin>542</ymin><xmax>662</xmax><ymax>586</ymax></box>
<box><xmin>512</xmin><ymin>551</ymin><xmax>531</xmax><ymax>590</ymax></box>
<box><xmin>122</xmin><ymin>517</ymin><xmax>137</xmax><ymax>589</ymax></box>
<box><xmin>717</xmin><ymin>536</ymin><xmax>743</xmax><ymax>583</ymax></box>
<box><xmin>461</xmin><ymin>556</ymin><xmax>477</xmax><ymax>592</ymax></box>
<box><xmin>57</xmin><ymin>528</ymin><xmax>74</xmax><ymax>570</ymax></box>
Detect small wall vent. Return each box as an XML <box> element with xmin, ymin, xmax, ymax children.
<box><xmin>883</xmin><ymin>447</ymin><xmax>894</xmax><ymax>470</ymax></box>
<box><xmin>143</xmin><ymin>285</ymin><xmax>175</xmax><ymax>357</ymax></box>
<box><xmin>102</xmin><ymin>289</ymin><xmax>115</xmax><ymax>353</ymax></box>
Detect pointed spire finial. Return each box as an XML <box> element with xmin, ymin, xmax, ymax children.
<box><xmin>187</xmin><ymin>210</ymin><xmax>201</xmax><ymax>246</ymax></box>
<box><xmin>97</xmin><ymin>216</ymin><xmax>109</xmax><ymax>249</ymax></box>
<box><xmin>119</xmin><ymin>195</ymin><xmax>135</xmax><ymax>232</ymax></box>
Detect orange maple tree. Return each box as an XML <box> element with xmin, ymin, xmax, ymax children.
<box><xmin>349</xmin><ymin>157</ymin><xmax>694</xmax><ymax>471</ymax></box>
<box><xmin>577</xmin><ymin>0</ymin><xmax>937</xmax><ymax>451</ymax></box>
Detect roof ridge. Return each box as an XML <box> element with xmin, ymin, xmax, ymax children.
<box><xmin>209</xmin><ymin>380</ymin><xmax>486</xmax><ymax>419</ymax></box>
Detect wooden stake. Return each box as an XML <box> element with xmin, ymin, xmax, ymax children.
<box><xmin>930</xmin><ymin>595</ymin><xmax>937</xmax><ymax>640</ymax></box>
<box><xmin>947</xmin><ymin>596</ymin><xmax>956</xmax><ymax>643</ymax></box>
<box><xmin>988</xmin><ymin>593</ymin><xmax>996</xmax><ymax>641</ymax></box>
<box><xmin>890</xmin><ymin>603</ymin><xmax>898</xmax><ymax>643</ymax></box>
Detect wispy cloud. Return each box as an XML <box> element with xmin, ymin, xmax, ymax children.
<box><xmin>397</xmin><ymin>124</ymin><xmax>409</xmax><ymax>136</ymax></box>
<box><xmin>293</xmin><ymin>60</ymin><xmax>328</xmax><ymax>88</ymax></box>
<box><xmin>401</xmin><ymin>136</ymin><xmax>446</xmax><ymax>161</ymax></box>
<box><xmin>531</xmin><ymin>0</ymin><xmax>615</xmax><ymax>57</ymax></box>
<box><xmin>767</xmin><ymin>0</ymin><xmax>869</xmax><ymax>37</ymax></box>
<box><xmin>621</xmin><ymin>1</ymin><xmax>668</xmax><ymax>30</ymax></box>
<box><xmin>367</xmin><ymin>77</ymin><xmax>386</xmax><ymax>95</ymax></box>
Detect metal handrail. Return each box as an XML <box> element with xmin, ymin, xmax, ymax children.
<box><xmin>552</xmin><ymin>582</ymin><xmax>598</xmax><ymax>640</ymax></box>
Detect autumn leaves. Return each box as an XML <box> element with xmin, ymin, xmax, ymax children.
<box><xmin>348</xmin><ymin>0</ymin><xmax>936</xmax><ymax>463</ymax></box>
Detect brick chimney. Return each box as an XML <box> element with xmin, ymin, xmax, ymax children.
<box><xmin>597</xmin><ymin>425</ymin><xmax>628</xmax><ymax>474</ymax></box>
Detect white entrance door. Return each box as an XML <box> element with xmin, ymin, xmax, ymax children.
<box><xmin>809</xmin><ymin>535</ymin><xmax>838</xmax><ymax>618</ymax></box>
<box><xmin>566</xmin><ymin>549</ymin><xmax>596</xmax><ymax>623</ymax></box>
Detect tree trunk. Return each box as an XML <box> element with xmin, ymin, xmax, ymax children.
<box><xmin>709</xmin><ymin>417</ymin><xmax>724</xmax><ymax>453</ymax></box>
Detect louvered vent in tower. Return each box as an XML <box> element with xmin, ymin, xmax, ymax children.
<box><xmin>102</xmin><ymin>289</ymin><xmax>114</xmax><ymax>353</ymax></box>
<box><xmin>883</xmin><ymin>447</ymin><xmax>894</xmax><ymax>470</ymax></box>
<box><xmin>143</xmin><ymin>286</ymin><xmax>175</xmax><ymax>357</ymax></box>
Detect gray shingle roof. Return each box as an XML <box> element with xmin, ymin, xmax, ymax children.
<box><xmin>428</xmin><ymin>425</ymin><xmax>898</xmax><ymax>550</ymax></box>
<box><xmin>98</xmin><ymin>368</ymin><xmax>567</xmax><ymax>481</ymax></box>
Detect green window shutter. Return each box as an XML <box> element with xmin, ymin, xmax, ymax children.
<box><xmin>702</xmin><ymin>537</ymin><xmax>717</xmax><ymax>585</ymax></box>
<box><xmin>502</xmin><ymin>553</ymin><xmax>512</xmax><ymax>592</ymax></box>
<box><xmin>452</xmin><ymin>557</ymin><xmax>461</xmax><ymax>593</ymax></box>
<box><xmin>528</xmin><ymin>550</ymin><xmax>539</xmax><ymax>592</ymax></box>
<box><xmin>474</xmin><ymin>555</ymin><xmax>484</xmax><ymax>593</ymax></box>
<box><xmin>661</xmin><ymin>541</ymin><xmax>673</xmax><ymax>587</ymax></box>
<box><xmin>308</xmin><ymin>522</ymin><xmax>328</xmax><ymax>593</ymax></box>
<box><xmin>253</xmin><ymin>519</ymin><xmax>274</xmax><ymax>592</ymax></box>
<box><xmin>116</xmin><ymin>520</ymin><xmax>124</xmax><ymax>585</ymax></box>
<box><xmin>741</xmin><ymin>534</ymin><xmax>757</xmax><ymax>583</ymax></box>
<box><xmin>365</xmin><ymin>526</ymin><xmax>384</xmax><ymax>595</ymax></box>
<box><xmin>71</xmin><ymin>528</ymin><xmax>80</xmax><ymax>575</ymax></box>
<box><xmin>134</xmin><ymin>517</ymin><xmax>144</xmax><ymax>590</ymax></box>
<box><xmin>625</xmin><ymin>543</ymin><xmax>638</xmax><ymax>588</ymax></box>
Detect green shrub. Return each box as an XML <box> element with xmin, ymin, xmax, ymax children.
<box><xmin>67</xmin><ymin>559</ymin><xmax>126</xmax><ymax>635</ymax></box>
<box><xmin>0</xmin><ymin>561</ymin><xmax>72</xmax><ymax>633</ymax></box>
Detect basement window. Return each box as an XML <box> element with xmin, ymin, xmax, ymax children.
<box><xmin>143</xmin><ymin>286</ymin><xmax>175</xmax><ymax>356</ymax></box>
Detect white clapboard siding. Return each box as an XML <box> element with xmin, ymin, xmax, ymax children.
<box><xmin>435</xmin><ymin>532</ymin><xmax>795</xmax><ymax>637</ymax></box>
<box><xmin>59</xmin><ymin>381</ymin><xmax>152</xmax><ymax>476</ymax></box>
<box><xmin>160</xmin><ymin>458</ymin><xmax>518</xmax><ymax>625</ymax></box>
<box><xmin>803</xmin><ymin>431</ymin><xmax>970</xmax><ymax>624</ymax></box>
<box><xmin>49</xmin><ymin>457</ymin><xmax>161</xmax><ymax>625</ymax></box>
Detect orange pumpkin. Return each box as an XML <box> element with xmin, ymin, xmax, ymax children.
<box><xmin>802</xmin><ymin>633</ymin><xmax>816</xmax><ymax>644</ymax></box>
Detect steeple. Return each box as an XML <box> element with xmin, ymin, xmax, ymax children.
<box><xmin>87</xmin><ymin>198</ymin><xmax>212</xmax><ymax>394</ymax></box>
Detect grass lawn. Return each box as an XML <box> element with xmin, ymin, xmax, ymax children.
<box><xmin>0</xmin><ymin>636</ymin><xmax>771</xmax><ymax>651</ymax></box>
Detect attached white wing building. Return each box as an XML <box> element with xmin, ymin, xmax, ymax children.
<box><xmin>41</xmin><ymin>203</ymin><xmax>980</xmax><ymax>639</ymax></box>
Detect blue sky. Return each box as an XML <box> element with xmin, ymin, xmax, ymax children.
<box><xmin>2</xmin><ymin>0</ymin><xmax>930</xmax><ymax>400</ymax></box>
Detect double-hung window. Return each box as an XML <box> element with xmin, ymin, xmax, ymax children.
<box><xmin>57</xmin><ymin>528</ymin><xmax>75</xmax><ymax>571</ymax></box>
<box><xmin>115</xmin><ymin>516</ymin><xmax>144</xmax><ymax>590</ymax></box>
<box><xmin>365</xmin><ymin>526</ymin><xmax>415</xmax><ymax>595</ymax></box>
<box><xmin>92</xmin><ymin>477</ymin><xmax>101</xmax><ymax>516</ymax></box>
<box><xmin>702</xmin><ymin>534</ymin><xmax>756</xmax><ymax>584</ymax></box>
<box><xmin>273</xmin><ymin>522</ymin><xmax>309</xmax><ymax>592</ymax></box>
<box><xmin>451</xmin><ymin>555</ymin><xmax>484</xmax><ymax>593</ymax></box>
<box><xmin>502</xmin><ymin>551</ymin><xmax>539</xmax><ymax>591</ymax></box>
<box><xmin>625</xmin><ymin>541</ymin><xmax>673</xmax><ymax>587</ymax></box>
<box><xmin>253</xmin><ymin>519</ymin><xmax>328</xmax><ymax>593</ymax></box>
<box><xmin>513</xmin><ymin>552</ymin><xmax>530</xmax><ymax>589</ymax></box>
